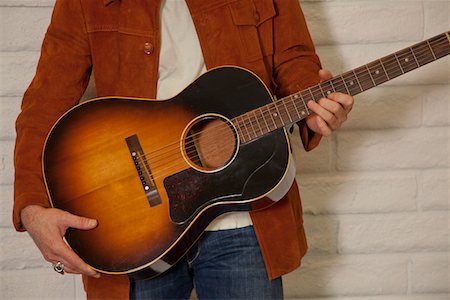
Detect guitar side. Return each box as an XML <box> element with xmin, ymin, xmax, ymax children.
<box><xmin>42</xmin><ymin>66</ymin><xmax>291</xmax><ymax>276</ymax></box>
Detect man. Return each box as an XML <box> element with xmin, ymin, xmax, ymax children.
<box><xmin>14</xmin><ymin>0</ymin><xmax>353</xmax><ymax>299</ymax></box>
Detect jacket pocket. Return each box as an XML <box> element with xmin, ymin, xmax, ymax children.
<box><xmin>230</xmin><ymin>0</ymin><xmax>275</xmax><ymax>61</ymax></box>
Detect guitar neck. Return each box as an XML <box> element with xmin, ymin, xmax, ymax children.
<box><xmin>234</xmin><ymin>31</ymin><xmax>450</xmax><ymax>144</ymax></box>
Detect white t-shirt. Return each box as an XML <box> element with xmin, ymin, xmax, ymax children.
<box><xmin>157</xmin><ymin>0</ymin><xmax>296</xmax><ymax>230</ymax></box>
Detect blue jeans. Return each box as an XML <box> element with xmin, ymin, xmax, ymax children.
<box><xmin>130</xmin><ymin>226</ymin><xmax>283</xmax><ymax>299</ymax></box>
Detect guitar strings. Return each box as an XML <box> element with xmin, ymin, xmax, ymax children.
<box><xmin>147</xmin><ymin>46</ymin><xmax>450</xmax><ymax>182</ymax></box>
<box><xmin>139</xmin><ymin>36</ymin><xmax>450</xmax><ymax>179</ymax></box>
<box><xmin>145</xmin><ymin>36</ymin><xmax>450</xmax><ymax>162</ymax></box>
<box><xmin>135</xmin><ymin>36</ymin><xmax>449</xmax><ymax>180</ymax></box>
<box><xmin>145</xmin><ymin>35</ymin><xmax>450</xmax><ymax>169</ymax></box>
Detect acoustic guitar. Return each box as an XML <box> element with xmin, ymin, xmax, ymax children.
<box><xmin>43</xmin><ymin>31</ymin><xmax>450</xmax><ymax>280</ymax></box>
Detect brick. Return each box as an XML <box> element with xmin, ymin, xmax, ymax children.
<box><xmin>298</xmin><ymin>171</ymin><xmax>417</xmax><ymax>214</ymax></box>
<box><xmin>0</xmin><ymin>185</ymin><xmax>13</xmax><ymax>228</ymax></box>
<box><xmin>0</xmin><ymin>97</ymin><xmax>21</xmax><ymax>139</ymax></box>
<box><xmin>291</xmin><ymin>127</ymin><xmax>333</xmax><ymax>173</ymax></box>
<box><xmin>338</xmin><ymin>212</ymin><xmax>449</xmax><ymax>254</ymax></box>
<box><xmin>303</xmin><ymin>1</ymin><xmax>423</xmax><ymax>46</ymax></box>
<box><xmin>0</xmin><ymin>268</ymin><xmax>78</xmax><ymax>299</ymax></box>
<box><xmin>336</xmin><ymin>127</ymin><xmax>449</xmax><ymax>171</ymax></box>
<box><xmin>411</xmin><ymin>253</ymin><xmax>449</xmax><ymax>293</ymax></box>
<box><xmin>283</xmin><ymin>254</ymin><xmax>409</xmax><ymax>297</ymax></box>
<box><xmin>0</xmin><ymin>1</ymin><xmax>54</xmax><ymax>7</ymax></box>
<box><xmin>0</xmin><ymin>140</ymin><xmax>14</xmax><ymax>185</ymax></box>
<box><xmin>303</xmin><ymin>215</ymin><xmax>338</xmax><ymax>254</ymax></box>
<box><xmin>75</xmin><ymin>275</ymin><xmax>86</xmax><ymax>300</ymax></box>
<box><xmin>423</xmin><ymin>85</ymin><xmax>450</xmax><ymax>126</ymax></box>
<box><xmin>344</xmin><ymin>86</ymin><xmax>423</xmax><ymax>130</ymax></box>
<box><xmin>0</xmin><ymin>6</ymin><xmax>52</xmax><ymax>51</ymax></box>
<box><xmin>0</xmin><ymin>229</ymin><xmax>45</xmax><ymax>270</ymax></box>
<box><xmin>293</xmin><ymin>294</ymin><xmax>450</xmax><ymax>300</ymax></box>
<box><xmin>0</xmin><ymin>51</ymin><xmax>41</xmax><ymax>97</ymax></box>
<box><xmin>424</xmin><ymin>1</ymin><xmax>450</xmax><ymax>38</ymax></box>
<box><xmin>420</xmin><ymin>169</ymin><xmax>450</xmax><ymax>210</ymax></box>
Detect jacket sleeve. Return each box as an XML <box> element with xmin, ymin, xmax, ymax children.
<box><xmin>272</xmin><ymin>0</ymin><xmax>322</xmax><ymax>151</ymax></box>
<box><xmin>13</xmin><ymin>0</ymin><xmax>92</xmax><ymax>231</ymax></box>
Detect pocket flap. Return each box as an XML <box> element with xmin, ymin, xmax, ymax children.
<box><xmin>230</xmin><ymin>0</ymin><xmax>276</xmax><ymax>26</ymax></box>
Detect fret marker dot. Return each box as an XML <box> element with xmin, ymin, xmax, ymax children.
<box><xmin>327</xmin><ymin>91</ymin><xmax>331</xmax><ymax>95</ymax></box>
<box><xmin>375</xmin><ymin>70</ymin><xmax>380</xmax><ymax>75</ymax></box>
<box><xmin>301</xmin><ymin>111</ymin><xmax>306</xmax><ymax>115</ymax></box>
<box><xmin>273</xmin><ymin>113</ymin><xmax>278</xmax><ymax>117</ymax></box>
<box><xmin>294</xmin><ymin>95</ymin><xmax>299</xmax><ymax>99</ymax></box>
<box><xmin>405</xmin><ymin>58</ymin><xmax>409</xmax><ymax>62</ymax></box>
<box><xmin>349</xmin><ymin>81</ymin><xmax>354</xmax><ymax>85</ymax></box>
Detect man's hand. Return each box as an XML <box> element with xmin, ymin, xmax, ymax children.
<box><xmin>20</xmin><ymin>205</ymin><xmax>100</xmax><ymax>278</ymax></box>
<box><xmin>305</xmin><ymin>69</ymin><xmax>354</xmax><ymax>136</ymax></box>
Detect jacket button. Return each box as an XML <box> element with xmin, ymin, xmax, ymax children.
<box><xmin>144</xmin><ymin>42</ymin><xmax>154</xmax><ymax>55</ymax></box>
<box><xmin>254</xmin><ymin>11</ymin><xmax>260</xmax><ymax>23</ymax></box>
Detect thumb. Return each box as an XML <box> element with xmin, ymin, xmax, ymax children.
<box><xmin>319</xmin><ymin>69</ymin><xmax>333</xmax><ymax>82</ymax></box>
<box><xmin>62</xmin><ymin>212</ymin><xmax>98</xmax><ymax>230</ymax></box>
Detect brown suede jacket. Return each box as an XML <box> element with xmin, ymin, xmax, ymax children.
<box><xmin>14</xmin><ymin>0</ymin><xmax>322</xmax><ymax>298</ymax></box>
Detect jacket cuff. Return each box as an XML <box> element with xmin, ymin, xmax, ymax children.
<box><xmin>13</xmin><ymin>193</ymin><xmax>50</xmax><ymax>232</ymax></box>
<box><xmin>299</xmin><ymin>120</ymin><xmax>322</xmax><ymax>152</ymax></box>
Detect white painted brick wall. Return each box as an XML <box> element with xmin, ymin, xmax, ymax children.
<box><xmin>0</xmin><ymin>0</ymin><xmax>449</xmax><ymax>299</ymax></box>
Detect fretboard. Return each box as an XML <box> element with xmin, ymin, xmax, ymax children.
<box><xmin>233</xmin><ymin>31</ymin><xmax>450</xmax><ymax>143</ymax></box>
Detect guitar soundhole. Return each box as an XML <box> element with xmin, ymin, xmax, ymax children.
<box><xmin>182</xmin><ymin>115</ymin><xmax>238</xmax><ymax>172</ymax></box>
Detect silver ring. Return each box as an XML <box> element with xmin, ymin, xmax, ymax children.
<box><xmin>53</xmin><ymin>261</ymin><xmax>65</xmax><ymax>275</ymax></box>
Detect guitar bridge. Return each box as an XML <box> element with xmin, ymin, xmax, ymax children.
<box><xmin>125</xmin><ymin>134</ymin><xmax>161</xmax><ymax>207</ymax></box>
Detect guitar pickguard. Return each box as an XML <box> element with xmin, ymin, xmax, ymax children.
<box><xmin>165</xmin><ymin>130</ymin><xmax>286</xmax><ymax>225</ymax></box>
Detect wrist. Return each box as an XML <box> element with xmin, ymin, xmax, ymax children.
<box><xmin>20</xmin><ymin>205</ymin><xmax>46</xmax><ymax>229</ymax></box>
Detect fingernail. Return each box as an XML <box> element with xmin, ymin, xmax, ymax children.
<box><xmin>89</xmin><ymin>219</ymin><xmax>98</xmax><ymax>227</ymax></box>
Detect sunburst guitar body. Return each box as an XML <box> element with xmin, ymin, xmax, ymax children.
<box><xmin>43</xmin><ymin>31</ymin><xmax>450</xmax><ymax>280</ymax></box>
<box><xmin>43</xmin><ymin>66</ymin><xmax>290</xmax><ymax>279</ymax></box>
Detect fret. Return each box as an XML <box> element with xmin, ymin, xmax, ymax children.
<box><xmin>352</xmin><ymin>70</ymin><xmax>364</xmax><ymax>92</ymax></box>
<box><xmin>328</xmin><ymin>80</ymin><xmax>336</xmax><ymax>94</ymax></box>
<box><xmin>321</xmin><ymin>80</ymin><xmax>334</xmax><ymax>96</ymax></box>
<box><xmin>277</xmin><ymin>101</ymin><xmax>291</xmax><ymax>125</ymax></box>
<box><xmin>290</xmin><ymin>95</ymin><xmax>302</xmax><ymax>120</ymax></box>
<box><xmin>252</xmin><ymin>110</ymin><xmax>264</xmax><ymax>136</ymax></box>
<box><xmin>244</xmin><ymin>113</ymin><xmax>257</xmax><ymax>139</ymax></box>
<box><xmin>412</xmin><ymin>42</ymin><xmax>435</xmax><ymax>66</ymax></box>
<box><xmin>311</xmin><ymin>86</ymin><xmax>324</xmax><ymax>101</ymax></box>
<box><xmin>380</xmin><ymin>56</ymin><xmax>402</xmax><ymax>79</ymax></box>
<box><xmin>272</xmin><ymin>103</ymin><xmax>286</xmax><ymax>127</ymax></box>
<box><xmin>237</xmin><ymin>115</ymin><xmax>252</xmax><ymax>142</ymax></box>
<box><xmin>340</xmin><ymin>75</ymin><xmax>351</xmax><ymax>94</ymax></box>
<box><xmin>429</xmin><ymin>34</ymin><xmax>450</xmax><ymax>59</ymax></box>
<box><xmin>342</xmin><ymin>72</ymin><xmax>362</xmax><ymax>95</ymax></box>
<box><xmin>409</xmin><ymin>47</ymin><xmax>420</xmax><ymax>67</ymax></box>
<box><xmin>396</xmin><ymin>48</ymin><xmax>418</xmax><ymax>73</ymax></box>
<box><xmin>367</xmin><ymin>61</ymin><xmax>389</xmax><ymax>85</ymax></box>
<box><xmin>365</xmin><ymin>65</ymin><xmax>376</xmax><ymax>86</ymax></box>
<box><xmin>266</xmin><ymin>104</ymin><xmax>278</xmax><ymax>129</ymax></box>
<box><xmin>307</xmin><ymin>88</ymin><xmax>317</xmax><ymax>103</ymax></box>
<box><xmin>331</xmin><ymin>76</ymin><xmax>348</xmax><ymax>94</ymax></box>
<box><xmin>318</xmin><ymin>84</ymin><xmax>327</xmax><ymax>98</ymax></box>
<box><xmin>259</xmin><ymin>107</ymin><xmax>271</xmax><ymax>133</ymax></box>
<box><xmin>246</xmin><ymin>113</ymin><xmax>258</xmax><ymax>140</ymax></box>
<box><xmin>393</xmin><ymin>53</ymin><xmax>405</xmax><ymax>74</ymax></box>
<box><xmin>426</xmin><ymin>40</ymin><xmax>437</xmax><ymax>60</ymax></box>
<box><xmin>379</xmin><ymin>58</ymin><xmax>390</xmax><ymax>80</ymax></box>
<box><xmin>234</xmin><ymin>117</ymin><xmax>245</xmax><ymax>142</ymax></box>
<box><xmin>299</xmin><ymin>93</ymin><xmax>310</xmax><ymax>114</ymax></box>
<box><xmin>282</xmin><ymin>100</ymin><xmax>293</xmax><ymax>123</ymax></box>
<box><xmin>354</xmin><ymin>66</ymin><xmax>374</xmax><ymax>91</ymax></box>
